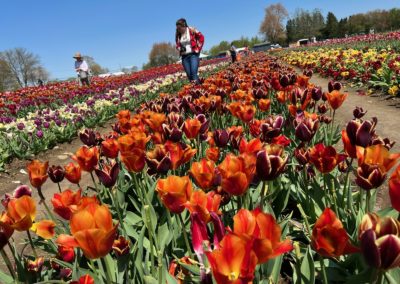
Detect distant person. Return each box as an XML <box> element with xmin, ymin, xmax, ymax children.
<box><xmin>73</xmin><ymin>52</ymin><xmax>90</xmax><ymax>86</ymax></box>
<box><xmin>175</xmin><ymin>18</ymin><xmax>204</xmax><ymax>84</ymax></box>
<box><xmin>37</xmin><ymin>79</ymin><xmax>44</xmax><ymax>87</ymax></box>
<box><xmin>230</xmin><ymin>44</ymin><xmax>237</xmax><ymax>63</ymax></box>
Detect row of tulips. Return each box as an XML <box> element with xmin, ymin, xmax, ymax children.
<box><xmin>0</xmin><ymin>58</ymin><xmax>226</xmax><ymax>117</ymax></box>
<box><xmin>0</xmin><ymin>61</ymin><xmax>227</xmax><ymax>170</ymax></box>
<box><xmin>1</xmin><ymin>52</ymin><xmax>400</xmax><ymax>283</ymax></box>
<box><xmin>280</xmin><ymin>33</ymin><xmax>400</xmax><ymax>97</ymax></box>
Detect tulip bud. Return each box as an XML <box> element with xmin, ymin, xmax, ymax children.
<box><xmin>48</xmin><ymin>165</ymin><xmax>65</xmax><ymax>183</ymax></box>
<box><xmin>353</xmin><ymin>106</ymin><xmax>367</xmax><ymax>119</ymax></box>
<box><xmin>113</xmin><ymin>236</ymin><xmax>130</xmax><ymax>257</ymax></box>
<box><xmin>311</xmin><ymin>88</ymin><xmax>322</xmax><ymax>102</ymax></box>
<box><xmin>317</xmin><ymin>103</ymin><xmax>328</xmax><ymax>114</ymax></box>
<box><xmin>27</xmin><ymin>257</ymin><xmax>45</xmax><ymax>272</ymax></box>
<box><xmin>213</xmin><ymin>130</ymin><xmax>229</xmax><ymax>148</ymax></box>
<box><xmin>13</xmin><ymin>185</ymin><xmax>32</xmax><ymax>198</ymax></box>
<box><xmin>279</xmin><ymin>74</ymin><xmax>290</xmax><ymax>88</ymax></box>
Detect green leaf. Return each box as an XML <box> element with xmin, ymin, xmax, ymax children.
<box><xmin>0</xmin><ymin>271</ymin><xmax>14</xmax><ymax>284</ymax></box>
<box><xmin>377</xmin><ymin>207</ymin><xmax>399</xmax><ymax>219</ymax></box>
<box><xmin>143</xmin><ymin>275</ymin><xmax>158</xmax><ymax>284</ymax></box>
<box><xmin>300</xmin><ymin>246</ymin><xmax>315</xmax><ymax>284</ymax></box>
<box><xmin>158</xmin><ymin>222</ymin><xmax>173</xmax><ymax>253</ymax></box>
<box><xmin>344</xmin><ymin>268</ymin><xmax>374</xmax><ymax>284</ymax></box>
<box><xmin>126</xmin><ymin>211</ymin><xmax>143</xmax><ymax>226</ymax></box>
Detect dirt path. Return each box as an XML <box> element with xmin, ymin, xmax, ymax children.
<box><xmin>0</xmin><ymin>120</ymin><xmax>116</xmax><ymax>213</ymax></box>
<box><xmin>292</xmin><ymin>66</ymin><xmax>400</xmax><ymax>209</ymax></box>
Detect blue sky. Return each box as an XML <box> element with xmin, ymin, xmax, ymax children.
<box><xmin>1</xmin><ymin>0</ymin><xmax>398</xmax><ymax>79</ymax></box>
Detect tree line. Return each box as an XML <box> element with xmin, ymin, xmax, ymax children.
<box><xmin>260</xmin><ymin>4</ymin><xmax>400</xmax><ymax>45</ymax></box>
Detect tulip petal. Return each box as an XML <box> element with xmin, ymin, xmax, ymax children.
<box><xmin>31</xmin><ymin>220</ymin><xmax>56</xmax><ymax>239</ymax></box>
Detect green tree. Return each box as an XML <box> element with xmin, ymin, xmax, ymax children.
<box><xmin>209</xmin><ymin>41</ymin><xmax>230</xmax><ymax>56</ymax></box>
<box><xmin>145</xmin><ymin>42</ymin><xmax>179</xmax><ymax>68</ymax></box>
<box><xmin>321</xmin><ymin>12</ymin><xmax>339</xmax><ymax>39</ymax></box>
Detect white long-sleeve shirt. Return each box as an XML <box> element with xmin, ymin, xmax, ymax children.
<box><xmin>75</xmin><ymin>60</ymin><xmax>89</xmax><ymax>73</ymax></box>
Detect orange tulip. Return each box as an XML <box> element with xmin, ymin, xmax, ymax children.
<box><xmin>389</xmin><ymin>165</ymin><xmax>400</xmax><ymax>212</ymax></box>
<box><xmin>51</xmin><ymin>189</ymin><xmax>83</xmax><ymax>220</ymax></box>
<box><xmin>31</xmin><ymin>219</ymin><xmax>56</xmax><ymax>239</ymax></box>
<box><xmin>101</xmin><ymin>138</ymin><xmax>119</xmax><ymax>159</ymax></box>
<box><xmin>308</xmin><ymin>143</ymin><xmax>346</xmax><ymax>173</ymax></box>
<box><xmin>144</xmin><ymin>112</ymin><xmax>166</xmax><ymax>132</ymax></box>
<box><xmin>326</xmin><ymin>90</ymin><xmax>348</xmax><ymax>110</ymax></box>
<box><xmin>183</xmin><ymin>118</ymin><xmax>202</xmax><ymax>139</ymax></box>
<box><xmin>6</xmin><ymin>195</ymin><xmax>36</xmax><ymax>231</ymax></box>
<box><xmin>164</xmin><ymin>141</ymin><xmax>196</xmax><ymax>170</ymax></box>
<box><xmin>112</xmin><ymin>235</ymin><xmax>130</xmax><ymax>257</ymax></box>
<box><xmin>239</xmin><ymin>138</ymin><xmax>263</xmax><ymax>155</ymax></box>
<box><xmin>116</xmin><ymin>110</ymin><xmax>131</xmax><ymax>121</ymax></box>
<box><xmin>233</xmin><ymin>208</ymin><xmax>293</xmax><ymax>264</ymax></box>
<box><xmin>118</xmin><ymin>132</ymin><xmax>150</xmax><ymax>153</ymax></box>
<box><xmin>57</xmin><ymin>203</ymin><xmax>118</xmax><ymax>259</ymax></box>
<box><xmin>189</xmin><ymin>159</ymin><xmax>219</xmax><ymax>190</ymax></box>
<box><xmin>0</xmin><ymin>213</ymin><xmax>14</xmax><ymax>249</ymax></box>
<box><xmin>218</xmin><ymin>154</ymin><xmax>255</xmax><ymax>196</ymax></box>
<box><xmin>73</xmin><ymin>146</ymin><xmax>99</xmax><ymax>172</ymax></box>
<box><xmin>186</xmin><ymin>190</ymin><xmax>221</xmax><ymax>223</ymax></box>
<box><xmin>237</xmin><ymin>104</ymin><xmax>256</xmax><ymax>123</ymax></box>
<box><xmin>312</xmin><ymin>208</ymin><xmax>359</xmax><ymax>257</ymax></box>
<box><xmin>156</xmin><ymin>176</ymin><xmax>193</xmax><ymax>214</ymax></box>
<box><xmin>206</xmin><ymin>233</ymin><xmax>258</xmax><ymax>283</ymax></box>
<box><xmin>27</xmin><ymin>160</ymin><xmax>48</xmax><ymax>188</ymax></box>
<box><xmin>120</xmin><ymin>148</ymin><xmax>146</xmax><ymax>173</ymax></box>
<box><xmin>356</xmin><ymin>145</ymin><xmax>400</xmax><ymax>190</ymax></box>
<box><xmin>258</xmin><ymin>98</ymin><xmax>271</xmax><ymax>112</ymax></box>
<box><xmin>206</xmin><ymin>147</ymin><xmax>220</xmax><ymax>162</ymax></box>
<box><xmin>342</xmin><ymin>130</ymin><xmax>357</xmax><ymax>159</ymax></box>
<box><xmin>64</xmin><ymin>162</ymin><xmax>82</xmax><ymax>184</ymax></box>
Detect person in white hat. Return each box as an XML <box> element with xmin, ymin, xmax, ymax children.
<box><xmin>73</xmin><ymin>52</ymin><xmax>90</xmax><ymax>86</ymax></box>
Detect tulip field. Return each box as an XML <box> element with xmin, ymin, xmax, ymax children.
<box><xmin>1</xmin><ymin>50</ymin><xmax>400</xmax><ymax>284</ymax></box>
<box><xmin>0</xmin><ymin>58</ymin><xmax>226</xmax><ymax>171</ymax></box>
<box><xmin>280</xmin><ymin>31</ymin><xmax>400</xmax><ymax>97</ymax></box>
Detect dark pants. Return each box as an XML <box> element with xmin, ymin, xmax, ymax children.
<box><xmin>80</xmin><ymin>77</ymin><xmax>90</xmax><ymax>86</ymax></box>
<box><xmin>231</xmin><ymin>52</ymin><xmax>237</xmax><ymax>63</ymax></box>
<box><xmin>182</xmin><ymin>53</ymin><xmax>200</xmax><ymax>83</ymax></box>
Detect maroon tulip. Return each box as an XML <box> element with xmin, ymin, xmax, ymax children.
<box><xmin>359</xmin><ymin>213</ymin><xmax>400</xmax><ymax>270</ymax></box>
<box><xmin>318</xmin><ymin>103</ymin><xmax>328</xmax><ymax>114</ymax></box>
<box><xmin>256</xmin><ymin>144</ymin><xmax>288</xmax><ymax>181</ymax></box>
<box><xmin>79</xmin><ymin>129</ymin><xmax>97</xmax><ymax>147</ymax></box>
<box><xmin>346</xmin><ymin>118</ymin><xmax>377</xmax><ymax>148</ymax></box>
<box><xmin>260</xmin><ymin>115</ymin><xmax>284</xmax><ymax>142</ymax></box>
<box><xmin>162</xmin><ymin>124</ymin><xmax>183</xmax><ymax>142</ymax></box>
<box><xmin>13</xmin><ymin>185</ymin><xmax>32</xmax><ymax>198</ymax></box>
<box><xmin>48</xmin><ymin>165</ymin><xmax>65</xmax><ymax>183</ymax></box>
<box><xmin>95</xmin><ymin>161</ymin><xmax>120</xmax><ymax>188</ymax></box>
<box><xmin>353</xmin><ymin>106</ymin><xmax>367</xmax><ymax>119</ymax></box>
<box><xmin>279</xmin><ymin>75</ymin><xmax>290</xmax><ymax>88</ymax></box>
<box><xmin>294</xmin><ymin>144</ymin><xmax>309</xmax><ymax>165</ymax></box>
<box><xmin>328</xmin><ymin>81</ymin><xmax>342</xmax><ymax>93</ymax></box>
<box><xmin>213</xmin><ymin>130</ymin><xmax>229</xmax><ymax>148</ymax></box>
<box><xmin>311</xmin><ymin>87</ymin><xmax>322</xmax><ymax>101</ymax></box>
<box><xmin>293</xmin><ymin>113</ymin><xmax>319</xmax><ymax>142</ymax></box>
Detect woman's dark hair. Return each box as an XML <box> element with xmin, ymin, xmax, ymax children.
<box><xmin>175</xmin><ymin>18</ymin><xmax>188</xmax><ymax>42</ymax></box>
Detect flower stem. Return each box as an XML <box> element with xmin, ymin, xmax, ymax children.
<box><xmin>26</xmin><ymin>230</ymin><xmax>38</xmax><ymax>258</ymax></box>
<box><xmin>1</xmin><ymin>249</ymin><xmax>16</xmax><ymax>279</ymax></box>
<box><xmin>260</xmin><ymin>180</ymin><xmax>268</xmax><ymax>211</ymax></box>
<box><xmin>178</xmin><ymin>214</ymin><xmax>193</xmax><ymax>258</ymax></box>
<box><xmin>57</xmin><ymin>182</ymin><xmax>62</xmax><ymax>193</ymax></box>
<box><xmin>366</xmin><ymin>190</ymin><xmax>371</xmax><ymax>213</ymax></box>
<box><xmin>319</xmin><ymin>257</ymin><xmax>328</xmax><ymax>284</ymax></box>
<box><xmin>145</xmin><ymin>206</ymin><xmax>156</xmax><ymax>277</ymax></box>
<box><xmin>90</xmin><ymin>172</ymin><xmax>98</xmax><ymax>191</ymax></box>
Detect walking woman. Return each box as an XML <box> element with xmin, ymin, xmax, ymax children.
<box><xmin>175</xmin><ymin>18</ymin><xmax>204</xmax><ymax>84</ymax></box>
